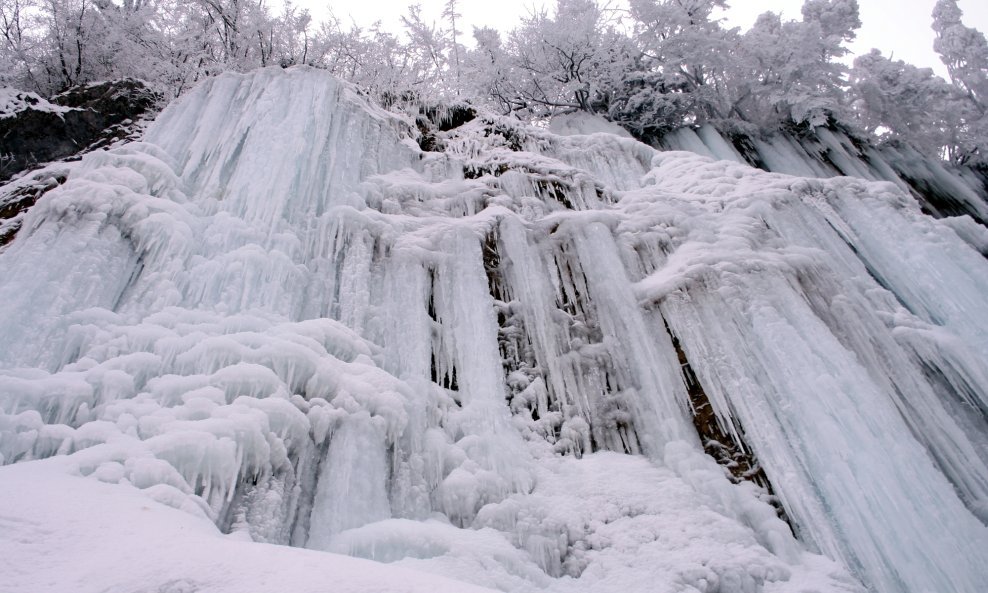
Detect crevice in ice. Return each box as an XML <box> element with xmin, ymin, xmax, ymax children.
<box><xmin>486</xmin><ymin>224</ymin><xmax>580</xmax><ymax>455</ymax></box>
<box><xmin>813</xmin><ymin>212</ymin><xmax>925</xmax><ymax>323</ymax></box>
<box><xmin>545</xmin><ymin>242</ymin><xmax>646</xmax><ymax>456</ymax></box>
<box><xmin>661</xmin><ymin>316</ymin><xmax>792</xmax><ymax>529</ymax></box>
<box><xmin>463</xmin><ymin>162</ymin><xmax>511</xmax><ymax>179</ymax></box>
<box><xmin>218</xmin><ymin>132</ymin><xmax>250</xmax><ymax>190</ymax></box>
<box><xmin>916</xmin><ymin>358</ymin><xmax>988</xmax><ymax>423</ymax></box>
<box><xmin>896</xmin><ymin>168</ymin><xmax>988</xmax><ymax>225</ymax></box>
<box><xmin>479</xmin><ymin>120</ymin><xmax>525</xmax><ymax>153</ymax></box>
<box><xmin>421</xmin><ymin>104</ymin><xmax>478</xmax><ymax>133</ymax></box>
<box><xmin>535</xmin><ymin>178</ymin><xmax>577</xmax><ymax>210</ymax></box>
<box><xmin>724</xmin><ymin>131</ymin><xmax>769</xmax><ymax>171</ymax></box>
<box><xmin>413</xmin><ymin>103</ymin><xmax>477</xmax><ymax>153</ymax></box>
<box><xmin>427</xmin><ymin>267</ymin><xmax>461</xmax><ymax>394</ymax></box>
<box><xmin>288</xmin><ymin>432</ymin><xmax>324</xmax><ymax>546</ymax></box>
<box><xmin>483</xmin><ymin>227</ymin><xmax>504</xmax><ymax>303</ymax></box>
<box><xmin>111</xmin><ymin>258</ymin><xmax>147</xmax><ymax>311</ymax></box>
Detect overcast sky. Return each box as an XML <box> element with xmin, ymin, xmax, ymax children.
<box><xmin>295</xmin><ymin>0</ymin><xmax>988</xmax><ymax>77</ymax></box>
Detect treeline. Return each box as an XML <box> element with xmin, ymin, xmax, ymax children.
<box><xmin>1</xmin><ymin>0</ymin><xmax>985</xmax><ymax>166</ymax></box>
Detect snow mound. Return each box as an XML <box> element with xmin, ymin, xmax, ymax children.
<box><xmin>0</xmin><ymin>458</ymin><xmax>499</xmax><ymax>593</ymax></box>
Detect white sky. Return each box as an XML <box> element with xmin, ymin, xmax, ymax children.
<box><xmin>297</xmin><ymin>0</ymin><xmax>988</xmax><ymax>77</ymax></box>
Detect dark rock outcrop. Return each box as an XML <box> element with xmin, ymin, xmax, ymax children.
<box><xmin>0</xmin><ymin>79</ymin><xmax>160</xmax><ymax>182</ymax></box>
<box><xmin>0</xmin><ymin>170</ymin><xmax>67</xmax><ymax>247</ymax></box>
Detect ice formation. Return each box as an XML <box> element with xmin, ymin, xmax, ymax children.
<box><xmin>659</xmin><ymin>123</ymin><xmax>988</xmax><ymax>225</ymax></box>
<box><xmin>1</xmin><ymin>67</ymin><xmax>987</xmax><ymax>593</ymax></box>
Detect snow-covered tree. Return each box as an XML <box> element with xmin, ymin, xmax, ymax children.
<box><xmin>0</xmin><ymin>0</ymin><xmax>38</xmax><ymax>89</ymax></box>
<box><xmin>931</xmin><ymin>0</ymin><xmax>987</xmax><ymax>165</ymax></box>
<box><xmin>306</xmin><ymin>17</ymin><xmax>411</xmax><ymax>96</ymax></box>
<box><xmin>0</xmin><ymin>0</ymin><xmax>322</xmax><ymax>96</ymax></box>
<box><xmin>399</xmin><ymin>3</ymin><xmax>453</xmax><ymax>97</ymax></box>
<box><xmin>23</xmin><ymin>0</ymin><xmax>116</xmax><ymax>92</ymax></box>
<box><xmin>933</xmin><ymin>0</ymin><xmax>987</xmax><ymax>105</ymax></box>
<box><xmin>628</xmin><ymin>0</ymin><xmax>739</xmax><ymax>123</ymax></box>
<box><xmin>501</xmin><ymin>0</ymin><xmax>630</xmax><ymax>117</ymax></box>
<box><xmin>461</xmin><ymin>26</ymin><xmax>518</xmax><ymax>113</ymax></box>
<box><xmin>737</xmin><ymin>0</ymin><xmax>860</xmax><ymax>129</ymax></box>
<box><xmin>442</xmin><ymin>0</ymin><xmax>462</xmax><ymax>87</ymax></box>
<box><xmin>849</xmin><ymin>49</ymin><xmax>962</xmax><ymax>157</ymax></box>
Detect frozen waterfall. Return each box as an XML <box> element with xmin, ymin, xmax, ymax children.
<box><xmin>1</xmin><ymin>67</ymin><xmax>987</xmax><ymax>593</ymax></box>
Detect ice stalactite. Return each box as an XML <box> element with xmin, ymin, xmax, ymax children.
<box><xmin>1</xmin><ymin>68</ymin><xmax>987</xmax><ymax>593</ymax></box>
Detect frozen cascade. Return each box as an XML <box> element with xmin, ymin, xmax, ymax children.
<box><xmin>307</xmin><ymin>412</ymin><xmax>391</xmax><ymax>547</ymax></box>
<box><xmin>1</xmin><ymin>67</ymin><xmax>987</xmax><ymax>593</ymax></box>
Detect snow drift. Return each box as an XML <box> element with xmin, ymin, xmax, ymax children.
<box><xmin>1</xmin><ymin>67</ymin><xmax>987</xmax><ymax>593</ymax></box>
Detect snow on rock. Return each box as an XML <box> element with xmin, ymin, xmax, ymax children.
<box><xmin>1</xmin><ymin>66</ymin><xmax>987</xmax><ymax>593</ymax></box>
<box><xmin>0</xmin><ymin>87</ymin><xmax>73</xmax><ymax>119</ymax></box>
<box><xmin>0</xmin><ymin>80</ymin><xmax>159</xmax><ymax>182</ymax></box>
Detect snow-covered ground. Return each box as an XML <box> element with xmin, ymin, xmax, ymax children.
<box><xmin>1</xmin><ymin>67</ymin><xmax>987</xmax><ymax>593</ymax></box>
<box><xmin>0</xmin><ymin>457</ymin><xmax>499</xmax><ymax>593</ymax></box>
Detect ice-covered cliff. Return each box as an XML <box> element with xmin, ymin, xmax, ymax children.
<box><xmin>1</xmin><ymin>67</ymin><xmax>987</xmax><ymax>593</ymax></box>
<box><xmin>660</xmin><ymin>122</ymin><xmax>988</xmax><ymax>227</ymax></box>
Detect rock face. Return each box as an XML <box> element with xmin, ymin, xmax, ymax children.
<box><xmin>0</xmin><ymin>79</ymin><xmax>160</xmax><ymax>182</ymax></box>
<box><xmin>0</xmin><ymin>79</ymin><xmax>160</xmax><ymax>247</ymax></box>
<box><xmin>0</xmin><ymin>170</ymin><xmax>67</xmax><ymax>247</ymax></box>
